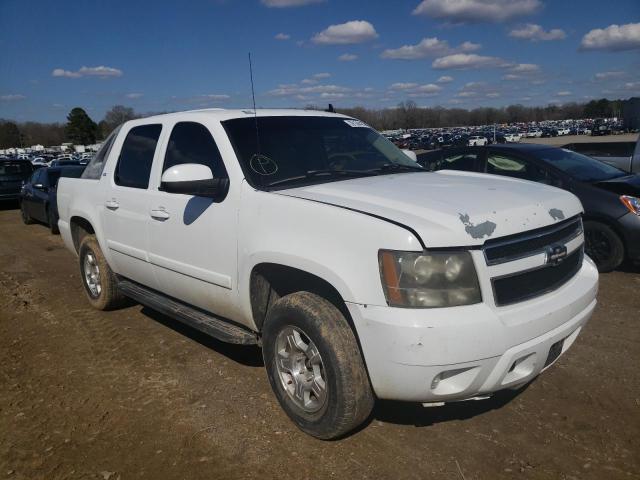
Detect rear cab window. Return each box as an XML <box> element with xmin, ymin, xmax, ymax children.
<box><xmin>82</xmin><ymin>126</ymin><xmax>121</xmax><ymax>180</ymax></box>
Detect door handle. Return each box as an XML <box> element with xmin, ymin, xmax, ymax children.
<box><xmin>150</xmin><ymin>208</ymin><xmax>170</xmax><ymax>221</ymax></box>
<box><xmin>105</xmin><ymin>199</ymin><xmax>119</xmax><ymax>210</ymax></box>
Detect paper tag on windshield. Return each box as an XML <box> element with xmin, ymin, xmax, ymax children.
<box><xmin>344</xmin><ymin>119</ymin><xmax>369</xmax><ymax>128</ymax></box>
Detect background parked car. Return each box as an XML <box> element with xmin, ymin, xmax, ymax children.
<box><xmin>418</xmin><ymin>144</ymin><xmax>640</xmax><ymax>272</ymax></box>
<box><xmin>468</xmin><ymin>135</ymin><xmax>488</xmax><ymax>146</ymax></box>
<box><xmin>0</xmin><ymin>159</ymin><xmax>34</xmax><ymax>202</ymax></box>
<box><xmin>20</xmin><ymin>165</ymin><xmax>85</xmax><ymax>233</ymax></box>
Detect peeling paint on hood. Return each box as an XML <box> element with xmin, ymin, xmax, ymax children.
<box><xmin>279</xmin><ymin>170</ymin><xmax>584</xmax><ymax>248</ymax></box>
<box><xmin>549</xmin><ymin>208</ymin><xmax>565</xmax><ymax>221</ymax></box>
<box><xmin>459</xmin><ymin>213</ymin><xmax>497</xmax><ymax>239</ymax></box>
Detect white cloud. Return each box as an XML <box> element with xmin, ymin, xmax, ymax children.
<box><xmin>594</xmin><ymin>71</ymin><xmax>625</xmax><ymax>80</ymax></box>
<box><xmin>125</xmin><ymin>93</ymin><xmax>143</xmax><ymax>99</ymax></box>
<box><xmin>580</xmin><ymin>23</ymin><xmax>640</xmax><ymax>52</ymax></box>
<box><xmin>201</xmin><ymin>94</ymin><xmax>230</xmax><ymax>100</ymax></box>
<box><xmin>432</xmin><ymin>53</ymin><xmax>505</xmax><ymax>70</ymax></box>
<box><xmin>268</xmin><ymin>84</ymin><xmax>351</xmax><ymax>97</ymax></box>
<box><xmin>437</xmin><ymin>75</ymin><xmax>454</xmax><ymax>83</ymax></box>
<box><xmin>261</xmin><ymin>0</ymin><xmax>324</xmax><ymax>7</ymax></box>
<box><xmin>486</xmin><ymin>92</ymin><xmax>501</xmax><ymax>98</ymax></box>
<box><xmin>624</xmin><ymin>82</ymin><xmax>640</xmax><ymax>91</ymax></box>
<box><xmin>0</xmin><ymin>94</ymin><xmax>26</xmax><ymax>101</ymax></box>
<box><xmin>456</xmin><ymin>91</ymin><xmax>477</xmax><ymax>98</ymax></box>
<box><xmin>501</xmin><ymin>63</ymin><xmax>541</xmax><ymax>80</ymax></box>
<box><xmin>52</xmin><ymin>65</ymin><xmax>123</xmax><ymax>78</ymax></box>
<box><xmin>555</xmin><ymin>91</ymin><xmax>572</xmax><ymax>96</ymax></box>
<box><xmin>389</xmin><ymin>83</ymin><xmax>442</xmax><ymax>97</ymax></box>
<box><xmin>274</xmin><ymin>33</ymin><xmax>291</xmax><ymax>40</ymax></box>
<box><xmin>338</xmin><ymin>53</ymin><xmax>358</xmax><ymax>61</ymax></box>
<box><xmin>509</xmin><ymin>63</ymin><xmax>540</xmax><ymax>73</ymax></box>
<box><xmin>381</xmin><ymin>37</ymin><xmax>480</xmax><ymax>60</ymax></box>
<box><xmin>509</xmin><ymin>24</ymin><xmax>566</xmax><ymax>41</ymax></box>
<box><xmin>412</xmin><ymin>0</ymin><xmax>541</xmax><ymax>23</ymax></box>
<box><xmin>313</xmin><ymin>72</ymin><xmax>331</xmax><ymax>79</ymax></box>
<box><xmin>390</xmin><ymin>83</ymin><xmax>419</xmax><ymax>90</ymax></box>
<box><xmin>312</xmin><ymin>20</ymin><xmax>378</xmax><ymax>45</ymax></box>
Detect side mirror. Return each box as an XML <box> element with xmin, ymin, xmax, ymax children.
<box><xmin>402</xmin><ymin>149</ymin><xmax>418</xmax><ymax>162</ymax></box>
<box><xmin>33</xmin><ymin>183</ymin><xmax>47</xmax><ymax>191</ymax></box>
<box><xmin>160</xmin><ymin>163</ymin><xmax>229</xmax><ymax>200</ymax></box>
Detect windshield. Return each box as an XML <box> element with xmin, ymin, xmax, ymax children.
<box><xmin>222</xmin><ymin>116</ymin><xmax>423</xmax><ymax>189</ymax></box>
<box><xmin>536</xmin><ymin>148</ymin><xmax>627</xmax><ymax>182</ymax></box>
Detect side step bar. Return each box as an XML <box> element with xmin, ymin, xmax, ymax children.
<box><xmin>118</xmin><ymin>279</ymin><xmax>258</xmax><ymax>345</ymax></box>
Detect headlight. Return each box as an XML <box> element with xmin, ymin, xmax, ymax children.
<box><xmin>620</xmin><ymin>195</ymin><xmax>640</xmax><ymax>216</ymax></box>
<box><xmin>379</xmin><ymin>250</ymin><xmax>481</xmax><ymax>308</ymax></box>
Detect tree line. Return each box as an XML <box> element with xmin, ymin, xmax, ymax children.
<box><xmin>0</xmin><ymin>105</ymin><xmax>138</xmax><ymax>149</ymax></box>
<box><xmin>0</xmin><ymin>98</ymin><xmax>627</xmax><ymax>149</ymax></box>
<box><xmin>335</xmin><ymin>98</ymin><xmax>625</xmax><ymax>131</ymax></box>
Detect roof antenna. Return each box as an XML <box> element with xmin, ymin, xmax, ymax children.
<box><xmin>248</xmin><ymin>52</ymin><xmax>261</xmax><ymax>157</ymax></box>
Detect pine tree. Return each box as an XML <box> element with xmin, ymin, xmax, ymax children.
<box><xmin>65</xmin><ymin>107</ymin><xmax>98</xmax><ymax>145</ymax></box>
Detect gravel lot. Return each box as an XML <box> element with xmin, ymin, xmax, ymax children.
<box><xmin>1</xmin><ymin>205</ymin><xmax>639</xmax><ymax>480</ymax></box>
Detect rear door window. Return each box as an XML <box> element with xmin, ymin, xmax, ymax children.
<box><xmin>115</xmin><ymin>124</ymin><xmax>162</xmax><ymax>189</ymax></box>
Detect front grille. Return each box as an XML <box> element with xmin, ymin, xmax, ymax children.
<box><xmin>484</xmin><ymin>217</ymin><xmax>582</xmax><ymax>266</ymax></box>
<box><xmin>492</xmin><ymin>248</ymin><xmax>583</xmax><ymax>306</ymax></box>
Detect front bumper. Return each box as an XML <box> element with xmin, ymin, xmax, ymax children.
<box><xmin>618</xmin><ymin>212</ymin><xmax>640</xmax><ymax>261</ymax></box>
<box><xmin>347</xmin><ymin>255</ymin><xmax>598</xmax><ymax>402</ymax></box>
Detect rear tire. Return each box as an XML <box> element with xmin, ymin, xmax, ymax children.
<box><xmin>584</xmin><ymin>220</ymin><xmax>624</xmax><ymax>273</ymax></box>
<box><xmin>78</xmin><ymin>235</ymin><xmax>125</xmax><ymax>310</ymax></box>
<box><xmin>20</xmin><ymin>202</ymin><xmax>34</xmax><ymax>225</ymax></box>
<box><xmin>262</xmin><ymin>291</ymin><xmax>374</xmax><ymax>440</ymax></box>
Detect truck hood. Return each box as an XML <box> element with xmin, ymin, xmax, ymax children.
<box><xmin>278</xmin><ymin>170</ymin><xmax>583</xmax><ymax>248</ymax></box>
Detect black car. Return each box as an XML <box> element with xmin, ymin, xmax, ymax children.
<box><xmin>418</xmin><ymin>144</ymin><xmax>640</xmax><ymax>272</ymax></box>
<box><xmin>20</xmin><ymin>165</ymin><xmax>85</xmax><ymax>233</ymax></box>
<box><xmin>0</xmin><ymin>159</ymin><xmax>34</xmax><ymax>202</ymax></box>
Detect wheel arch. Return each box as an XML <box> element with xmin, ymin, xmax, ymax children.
<box><xmin>249</xmin><ymin>263</ymin><xmax>353</xmax><ymax>333</ymax></box>
<box><xmin>69</xmin><ymin>216</ymin><xmax>96</xmax><ymax>253</ymax></box>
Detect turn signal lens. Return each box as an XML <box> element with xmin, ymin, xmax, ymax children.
<box><xmin>620</xmin><ymin>195</ymin><xmax>640</xmax><ymax>216</ymax></box>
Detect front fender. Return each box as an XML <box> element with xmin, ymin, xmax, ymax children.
<box><xmin>236</xmin><ymin>184</ymin><xmax>422</xmax><ymax>327</ymax></box>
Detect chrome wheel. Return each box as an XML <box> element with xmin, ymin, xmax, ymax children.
<box><xmin>83</xmin><ymin>252</ymin><xmax>101</xmax><ymax>297</ymax></box>
<box><xmin>275</xmin><ymin>326</ymin><xmax>327</xmax><ymax>413</ymax></box>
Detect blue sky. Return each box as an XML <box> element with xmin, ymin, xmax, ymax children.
<box><xmin>1</xmin><ymin>0</ymin><xmax>639</xmax><ymax>122</ymax></box>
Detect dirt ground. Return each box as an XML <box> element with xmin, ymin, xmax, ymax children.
<box><xmin>1</xmin><ymin>205</ymin><xmax>639</xmax><ymax>480</ymax></box>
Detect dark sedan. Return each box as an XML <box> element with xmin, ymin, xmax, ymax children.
<box><xmin>418</xmin><ymin>144</ymin><xmax>640</xmax><ymax>272</ymax></box>
<box><xmin>20</xmin><ymin>165</ymin><xmax>85</xmax><ymax>234</ymax></box>
<box><xmin>0</xmin><ymin>159</ymin><xmax>34</xmax><ymax>202</ymax></box>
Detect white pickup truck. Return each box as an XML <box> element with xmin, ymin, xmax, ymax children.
<box><xmin>57</xmin><ymin>109</ymin><xmax>598</xmax><ymax>439</ymax></box>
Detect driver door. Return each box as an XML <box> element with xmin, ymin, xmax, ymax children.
<box><xmin>146</xmin><ymin>121</ymin><xmax>238</xmax><ymax>319</ymax></box>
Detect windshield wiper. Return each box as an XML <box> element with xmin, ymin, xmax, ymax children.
<box><xmin>369</xmin><ymin>163</ymin><xmax>426</xmax><ymax>173</ymax></box>
<box><xmin>265</xmin><ymin>169</ymin><xmax>378</xmax><ymax>187</ymax></box>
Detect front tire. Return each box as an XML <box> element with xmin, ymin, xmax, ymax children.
<box><xmin>262</xmin><ymin>292</ymin><xmax>374</xmax><ymax>440</ymax></box>
<box><xmin>78</xmin><ymin>235</ymin><xmax>125</xmax><ymax>310</ymax></box>
<box><xmin>584</xmin><ymin>220</ymin><xmax>624</xmax><ymax>272</ymax></box>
